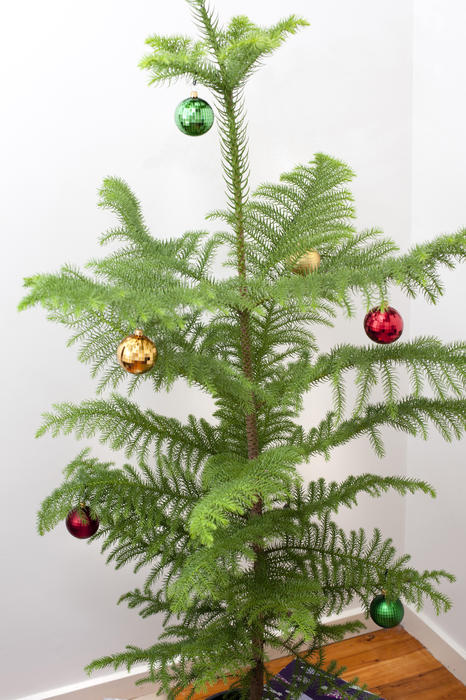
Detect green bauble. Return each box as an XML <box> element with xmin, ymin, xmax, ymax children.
<box><xmin>370</xmin><ymin>594</ymin><xmax>404</xmax><ymax>628</ymax></box>
<box><xmin>175</xmin><ymin>92</ymin><xmax>214</xmax><ymax>136</ymax></box>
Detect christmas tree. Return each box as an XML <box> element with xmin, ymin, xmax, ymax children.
<box><xmin>20</xmin><ymin>1</ymin><xmax>466</xmax><ymax>699</ymax></box>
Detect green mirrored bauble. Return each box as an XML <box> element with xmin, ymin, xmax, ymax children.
<box><xmin>175</xmin><ymin>93</ymin><xmax>214</xmax><ymax>136</ymax></box>
<box><xmin>370</xmin><ymin>594</ymin><xmax>404</xmax><ymax>628</ymax></box>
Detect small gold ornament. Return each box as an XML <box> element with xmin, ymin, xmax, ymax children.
<box><xmin>117</xmin><ymin>329</ymin><xmax>157</xmax><ymax>375</ymax></box>
<box><xmin>291</xmin><ymin>250</ymin><xmax>321</xmax><ymax>275</ymax></box>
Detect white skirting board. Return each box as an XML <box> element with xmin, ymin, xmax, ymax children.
<box><xmin>402</xmin><ymin>605</ymin><xmax>466</xmax><ymax>685</ymax></box>
<box><xmin>16</xmin><ymin>666</ymin><xmax>157</xmax><ymax>700</ymax></box>
<box><xmin>16</xmin><ymin>607</ymin><xmax>466</xmax><ymax>700</ymax></box>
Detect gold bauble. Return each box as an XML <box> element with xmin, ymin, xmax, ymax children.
<box><xmin>291</xmin><ymin>250</ymin><xmax>321</xmax><ymax>275</ymax></box>
<box><xmin>116</xmin><ymin>329</ymin><xmax>157</xmax><ymax>375</ymax></box>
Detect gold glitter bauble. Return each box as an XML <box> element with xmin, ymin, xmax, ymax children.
<box><xmin>117</xmin><ymin>329</ymin><xmax>157</xmax><ymax>375</ymax></box>
<box><xmin>291</xmin><ymin>250</ymin><xmax>321</xmax><ymax>275</ymax></box>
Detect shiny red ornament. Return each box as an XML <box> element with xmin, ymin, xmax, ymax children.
<box><xmin>65</xmin><ymin>506</ymin><xmax>99</xmax><ymax>539</ymax></box>
<box><xmin>364</xmin><ymin>306</ymin><xmax>403</xmax><ymax>344</ymax></box>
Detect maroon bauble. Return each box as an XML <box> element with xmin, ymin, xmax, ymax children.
<box><xmin>364</xmin><ymin>306</ymin><xmax>404</xmax><ymax>344</ymax></box>
<box><xmin>65</xmin><ymin>506</ymin><xmax>99</xmax><ymax>539</ymax></box>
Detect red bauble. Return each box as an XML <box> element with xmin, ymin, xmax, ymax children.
<box><xmin>65</xmin><ymin>506</ymin><xmax>99</xmax><ymax>539</ymax></box>
<box><xmin>364</xmin><ymin>306</ymin><xmax>403</xmax><ymax>344</ymax></box>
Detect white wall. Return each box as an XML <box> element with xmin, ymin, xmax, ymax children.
<box><xmin>405</xmin><ymin>0</ymin><xmax>466</xmax><ymax>654</ymax></box>
<box><xmin>0</xmin><ymin>1</ymin><xmax>462</xmax><ymax>698</ymax></box>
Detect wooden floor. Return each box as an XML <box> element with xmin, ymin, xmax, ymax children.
<box><xmin>134</xmin><ymin>627</ymin><xmax>466</xmax><ymax>700</ymax></box>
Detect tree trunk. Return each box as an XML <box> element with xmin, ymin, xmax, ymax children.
<box><xmin>250</xmin><ymin>650</ymin><xmax>265</xmax><ymax>700</ymax></box>
<box><xmin>221</xmin><ymin>89</ymin><xmax>265</xmax><ymax>700</ymax></box>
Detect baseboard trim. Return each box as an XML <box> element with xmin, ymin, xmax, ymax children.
<box><xmin>16</xmin><ymin>607</ymin><xmax>466</xmax><ymax>700</ymax></box>
<box><xmin>17</xmin><ymin>665</ymin><xmax>157</xmax><ymax>700</ymax></box>
<box><xmin>402</xmin><ymin>605</ymin><xmax>466</xmax><ymax>684</ymax></box>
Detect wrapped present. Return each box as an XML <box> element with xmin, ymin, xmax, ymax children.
<box><xmin>266</xmin><ymin>659</ymin><xmax>384</xmax><ymax>700</ymax></box>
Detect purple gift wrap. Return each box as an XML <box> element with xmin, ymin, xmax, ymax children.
<box><xmin>265</xmin><ymin>659</ymin><xmax>384</xmax><ymax>700</ymax></box>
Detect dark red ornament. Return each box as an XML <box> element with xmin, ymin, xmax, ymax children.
<box><xmin>364</xmin><ymin>306</ymin><xmax>403</xmax><ymax>344</ymax></box>
<box><xmin>65</xmin><ymin>506</ymin><xmax>99</xmax><ymax>539</ymax></box>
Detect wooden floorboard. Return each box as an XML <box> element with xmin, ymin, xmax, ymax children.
<box><xmin>133</xmin><ymin>627</ymin><xmax>466</xmax><ymax>700</ymax></box>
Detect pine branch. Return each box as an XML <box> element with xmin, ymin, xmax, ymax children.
<box><xmin>118</xmin><ymin>588</ymin><xmax>172</xmax><ymax>620</ymax></box>
<box><xmin>301</xmin><ymin>396</ymin><xmax>466</xmax><ymax>459</ymax></box>
<box><xmin>293</xmin><ymin>473</ymin><xmax>436</xmax><ymax>520</ymax></box>
<box><xmin>265</xmin><ymin>518</ymin><xmax>454</xmax><ymax>617</ymax></box>
<box><xmin>38</xmin><ymin>450</ymin><xmax>199</xmax><ymax>585</ymax></box>
<box><xmin>86</xmin><ymin>621</ymin><xmax>253</xmax><ymax>695</ymax></box>
<box><xmin>265</xmin><ymin>227</ymin><xmax>466</xmax><ymax>309</ymax></box>
<box><xmin>242</xmin><ymin>154</ymin><xmax>356</xmax><ymax>278</ymax></box>
<box><xmin>96</xmin><ymin>177</ymin><xmax>224</xmax><ymax>284</ymax></box>
<box><xmin>190</xmin><ymin>446</ymin><xmax>303</xmax><ymax>545</ymax></box>
<box><xmin>19</xmin><ymin>264</ymin><xmax>193</xmax><ymax>331</ymax></box>
<box><xmin>140</xmin><ymin>34</ymin><xmax>221</xmax><ymax>89</ymax></box>
<box><xmin>37</xmin><ymin>395</ymin><xmax>223</xmax><ymax>468</ymax></box>
<box><xmin>304</xmin><ymin>338</ymin><xmax>466</xmax><ymax>419</ymax></box>
<box><xmin>217</xmin><ymin>14</ymin><xmax>309</xmax><ymax>88</ymax></box>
